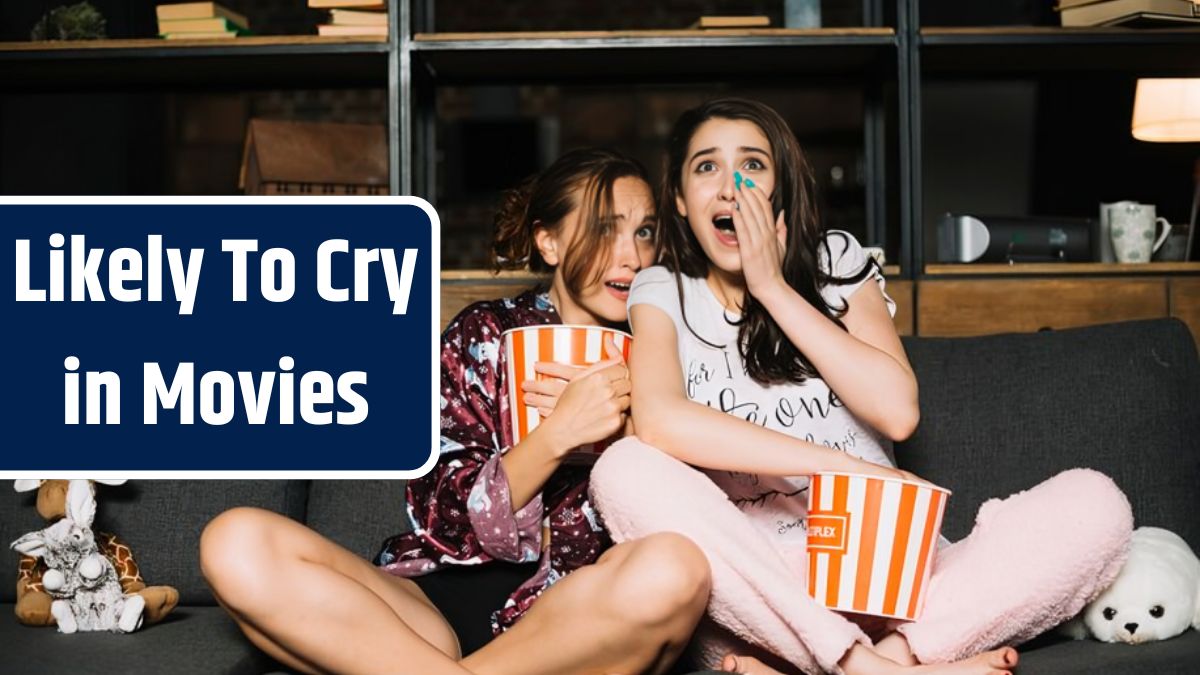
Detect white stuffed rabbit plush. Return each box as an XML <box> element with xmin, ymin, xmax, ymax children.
<box><xmin>9</xmin><ymin>480</ymin><xmax>145</xmax><ymax>634</ymax></box>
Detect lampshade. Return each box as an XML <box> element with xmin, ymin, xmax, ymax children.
<box><xmin>1132</xmin><ymin>78</ymin><xmax>1200</xmax><ymax>142</ymax></box>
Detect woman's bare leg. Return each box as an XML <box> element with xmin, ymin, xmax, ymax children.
<box><xmin>463</xmin><ymin>531</ymin><xmax>711</xmax><ymax>675</ymax></box>
<box><xmin>201</xmin><ymin>507</ymin><xmax>468</xmax><ymax>675</ymax></box>
<box><xmin>202</xmin><ymin>507</ymin><xmax>710</xmax><ymax>675</ymax></box>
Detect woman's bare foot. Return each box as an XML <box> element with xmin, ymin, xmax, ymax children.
<box><xmin>720</xmin><ymin>653</ymin><xmax>788</xmax><ymax>675</ymax></box>
<box><xmin>841</xmin><ymin>642</ymin><xmax>1018</xmax><ymax>675</ymax></box>
<box><xmin>722</xmin><ymin>644</ymin><xmax>1017</xmax><ymax>675</ymax></box>
<box><xmin>874</xmin><ymin>632</ymin><xmax>919</xmax><ymax>666</ymax></box>
<box><xmin>909</xmin><ymin>647</ymin><xmax>1017</xmax><ymax>675</ymax></box>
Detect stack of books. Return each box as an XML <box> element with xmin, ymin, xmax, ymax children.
<box><xmin>690</xmin><ymin>16</ymin><xmax>771</xmax><ymax>29</ymax></box>
<box><xmin>1058</xmin><ymin>0</ymin><xmax>1200</xmax><ymax>27</ymax></box>
<box><xmin>310</xmin><ymin>0</ymin><xmax>388</xmax><ymax>37</ymax></box>
<box><xmin>156</xmin><ymin>2</ymin><xmax>249</xmax><ymax>39</ymax></box>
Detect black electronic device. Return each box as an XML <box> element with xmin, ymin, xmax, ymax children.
<box><xmin>936</xmin><ymin>214</ymin><xmax>1097</xmax><ymax>263</ymax></box>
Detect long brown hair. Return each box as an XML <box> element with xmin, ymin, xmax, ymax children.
<box><xmin>658</xmin><ymin>98</ymin><xmax>878</xmax><ymax>385</ymax></box>
<box><xmin>492</xmin><ymin>147</ymin><xmax>651</xmax><ymax>300</ymax></box>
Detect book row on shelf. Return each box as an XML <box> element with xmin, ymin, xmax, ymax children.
<box><xmin>153</xmin><ymin>1</ymin><xmax>387</xmax><ymax>40</ymax></box>
<box><xmin>11</xmin><ymin>0</ymin><xmax>1200</xmax><ymax>43</ymax></box>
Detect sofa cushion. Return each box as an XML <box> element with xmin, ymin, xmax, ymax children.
<box><xmin>898</xmin><ymin>319</ymin><xmax>1200</xmax><ymax>550</ymax></box>
<box><xmin>0</xmin><ymin>605</ymin><xmax>263</xmax><ymax>674</ymax></box>
<box><xmin>1</xmin><ymin>480</ymin><xmax>308</xmax><ymax>605</ymax></box>
<box><xmin>304</xmin><ymin>480</ymin><xmax>409</xmax><ymax>561</ymax></box>
<box><xmin>1016</xmin><ymin>630</ymin><xmax>1200</xmax><ymax>674</ymax></box>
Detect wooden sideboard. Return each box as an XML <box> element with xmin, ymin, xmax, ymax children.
<box><xmin>441</xmin><ymin>270</ymin><xmax>915</xmax><ymax>336</ymax></box>
<box><xmin>443</xmin><ymin>265</ymin><xmax>1200</xmax><ymax>353</ymax></box>
<box><xmin>917</xmin><ymin>264</ymin><xmax>1200</xmax><ymax>352</ymax></box>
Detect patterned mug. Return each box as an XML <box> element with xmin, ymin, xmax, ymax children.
<box><xmin>1109</xmin><ymin>203</ymin><xmax>1172</xmax><ymax>264</ymax></box>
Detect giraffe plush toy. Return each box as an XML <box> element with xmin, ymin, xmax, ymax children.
<box><xmin>13</xmin><ymin>479</ymin><xmax>179</xmax><ymax>628</ymax></box>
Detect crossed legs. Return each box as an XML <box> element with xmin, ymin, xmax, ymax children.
<box><xmin>200</xmin><ymin>507</ymin><xmax>711</xmax><ymax>675</ymax></box>
<box><xmin>588</xmin><ymin>439</ymin><xmax>1047</xmax><ymax>675</ymax></box>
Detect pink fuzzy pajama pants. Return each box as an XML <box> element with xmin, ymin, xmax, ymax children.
<box><xmin>588</xmin><ymin>438</ymin><xmax>1133</xmax><ymax>674</ymax></box>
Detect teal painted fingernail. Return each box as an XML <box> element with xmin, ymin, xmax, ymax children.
<box><xmin>734</xmin><ymin>171</ymin><xmax>743</xmax><ymax>190</ymax></box>
<box><xmin>745</xmin><ymin>178</ymin><xmax>756</xmax><ymax>188</ymax></box>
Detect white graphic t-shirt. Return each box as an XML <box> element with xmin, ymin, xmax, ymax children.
<box><xmin>628</xmin><ymin>231</ymin><xmax>898</xmax><ymax>562</ymax></box>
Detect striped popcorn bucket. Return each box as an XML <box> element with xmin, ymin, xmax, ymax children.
<box><xmin>502</xmin><ymin>325</ymin><xmax>633</xmax><ymax>463</ymax></box>
<box><xmin>806</xmin><ymin>472</ymin><xmax>950</xmax><ymax>621</ymax></box>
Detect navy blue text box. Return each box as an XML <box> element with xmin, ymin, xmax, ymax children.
<box><xmin>1</xmin><ymin>200</ymin><xmax>438</xmax><ymax>474</ymax></box>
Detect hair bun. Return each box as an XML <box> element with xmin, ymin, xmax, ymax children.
<box><xmin>491</xmin><ymin>176</ymin><xmax>537</xmax><ymax>270</ymax></box>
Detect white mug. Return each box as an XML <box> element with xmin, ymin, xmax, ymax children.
<box><xmin>1108</xmin><ymin>202</ymin><xmax>1172</xmax><ymax>263</ymax></box>
<box><xmin>1099</xmin><ymin>201</ymin><xmax>1139</xmax><ymax>263</ymax></box>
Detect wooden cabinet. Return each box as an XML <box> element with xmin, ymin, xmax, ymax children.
<box><xmin>889</xmin><ymin>280</ymin><xmax>914</xmax><ymax>336</ymax></box>
<box><xmin>441</xmin><ymin>271</ymin><xmax>546</xmax><ymax>331</ymax></box>
<box><xmin>442</xmin><ymin>272</ymin><xmax>915</xmax><ymax>334</ymax></box>
<box><xmin>917</xmin><ymin>278</ymin><xmax>1169</xmax><ymax>337</ymax></box>
<box><xmin>915</xmin><ymin>265</ymin><xmax>1200</xmax><ymax>349</ymax></box>
<box><xmin>444</xmin><ymin>273</ymin><xmax>1199</xmax><ymax>347</ymax></box>
<box><xmin>1170</xmin><ymin>278</ymin><xmax>1200</xmax><ymax>353</ymax></box>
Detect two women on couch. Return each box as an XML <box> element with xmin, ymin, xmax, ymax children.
<box><xmin>201</xmin><ymin>99</ymin><xmax>1133</xmax><ymax>675</ymax></box>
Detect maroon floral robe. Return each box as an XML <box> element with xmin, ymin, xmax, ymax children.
<box><xmin>375</xmin><ymin>290</ymin><xmax>613</xmax><ymax>634</ymax></box>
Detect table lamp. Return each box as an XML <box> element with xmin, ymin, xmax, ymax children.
<box><xmin>1132</xmin><ymin>78</ymin><xmax>1200</xmax><ymax>262</ymax></box>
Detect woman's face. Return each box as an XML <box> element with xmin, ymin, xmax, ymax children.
<box><xmin>545</xmin><ymin>175</ymin><xmax>657</xmax><ymax>325</ymax></box>
<box><xmin>675</xmin><ymin>117</ymin><xmax>776</xmax><ymax>276</ymax></box>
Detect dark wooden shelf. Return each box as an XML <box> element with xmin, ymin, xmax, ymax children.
<box><xmin>924</xmin><ymin>262</ymin><xmax>1200</xmax><ymax>277</ymax></box>
<box><xmin>442</xmin><ymin>266</ymin><xmax>904</xmax><ymax>281</ymax></box>
<box><xmin>0</xmin><ymin>37</ymin><xmax>390</xmax><ymax>90</ymax></box>
<box><xmin>920</xmin><ymin>26</ymin><xmax>1200</xmax><ymax>75</ymax></box>
<box><xmin>412</xmin><ymin>29</ymin><xmax>898</xmax><ymax>83</ymax></box>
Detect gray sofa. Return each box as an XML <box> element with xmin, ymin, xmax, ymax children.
<box><xmin>2</xmin><ymin>318</ymin><xmax>1197</xmax><ymax>674</ymax></box>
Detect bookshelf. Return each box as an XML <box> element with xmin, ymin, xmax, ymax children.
<box><xmin>410</xmin><ymin>29</ymin><xmax>897</xmax><ymax>82</ymax></box>
<box><xmin>919</xmin><ymin>26</ymin><xmax>1200</xmax><ymax>74</ymax></box>
<box><xmin>1</xmin><ymin>0</ymin><xmax>1198</xmax><ymax>341</ymax></box>
<box><xmin>0</xmin><ymin>37</ymin><xmax>389</xmax><ymax>88</ymax></box>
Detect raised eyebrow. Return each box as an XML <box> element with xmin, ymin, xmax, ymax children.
<box><xmin>740</xmin><ymin>146</ymin><xmax>771</xmax><ymax>158</ymax></box>
<box><xmin>687</xmin><ymin>147</ymin><xmax>717</xmax><ymax>165</ymax></box>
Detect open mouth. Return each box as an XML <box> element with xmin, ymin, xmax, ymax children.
<box><xmin>713</xmin><ymin>215</ymin><xmax>735</xmax><ymax>233</ymax></box>
<box><xmin>605</xmin><ymin>280</ymin><xmax>631</xmax><ymax>293</ymax></box>
<box><xmin>713</xmin><ymin>214</ymin><xmax>738</xmax><ymax>245</ymax></box>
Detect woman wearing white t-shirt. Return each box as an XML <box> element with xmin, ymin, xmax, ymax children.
<box><xmin>588</xmin><ymin>99</ymin><xmax>1133</xmax><ymax>675</ymax></box>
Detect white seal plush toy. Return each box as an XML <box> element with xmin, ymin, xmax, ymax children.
<box><xmin>1061</xmin><ymin>527</ymin><xmax>1200</xmax><ymax>644</ymax></box>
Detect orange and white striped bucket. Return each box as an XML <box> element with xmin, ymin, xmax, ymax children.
<box><xmin>502</xmin><ymin>325</ymin><xmax>633</xmax><ymax>461</ymax></box>
<box><xmin>807</xmin><ymin>472</ymin><xmax>950</xmax><ymax>621</ymax></box>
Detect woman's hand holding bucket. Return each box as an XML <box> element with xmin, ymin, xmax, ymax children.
<box><xmin>522</xmin><ymin>336</ymin><xmax>631</xmax><ymax>458</ymax></box>
<box><xmin>841</xmin><ymin>457</ymin><xmax>933</xmax><ymax>488</ymax></box>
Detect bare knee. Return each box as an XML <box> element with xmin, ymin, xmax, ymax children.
<box><xmin>200</xmin><ymin>507</ymin><xmax>289</xmax><ymax>609</ymax></box>
<box><xmin>606</xmin><ymin>533</ymin><xmax>712</xmax><ymax>627</ymax></box>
